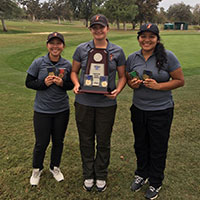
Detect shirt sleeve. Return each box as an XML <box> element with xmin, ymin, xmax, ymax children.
<box><xmin>72</xmin><ymin>46</ymin><xmax>81</xmax><ymax>62</ymax></box>
<box><xmin>166</xmin><ymin>50</ymin><xmax>181</xmax><ymax>72</ymax></box>
<box><xmin>25</xmin><ymin>73</ymin><xmax>48</xmax><ymax>90</ymax></box>
<box><xmin>27</xmin><ymin>59</ymin><xmax>40</xmax><ymax>77</ymax></box>
<box><xmin>117</xmin><ymin>48</ymin><xmax>126</xmax><ymax>67</ymax></box>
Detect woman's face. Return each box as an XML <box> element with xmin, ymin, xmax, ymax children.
<box><xmin>138</xmin><ymin>32</ymin><xmax>159</xmax><ymax>53</ymax></box>
<box><xmin>47</xmin><ymin>38</ymin><xmax>65</xmax><ymax>59</ymax></box>
<box><xmin>90</xmin><ymin>24</ymin><xmax>109</xmax><ymax>41</ymax></box>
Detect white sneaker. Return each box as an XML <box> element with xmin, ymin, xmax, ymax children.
<box><xmin>49</xmin><ymin>167</ymin><xmax>64</xmax><ymax>182</ymax></box>
<box><xmin>96</xmin><ymin>180</ymin><xmax>107</xmax><ymax>192</ymax></box>
<box><xmin>30</xmin><ymin>168</ymin><xmax>42</xmax><ymax>186</ymax></box>
<box><xmin>83</xmin><ymin>179</ymin><xmax>94</xmax><ymax>191</ymax></box>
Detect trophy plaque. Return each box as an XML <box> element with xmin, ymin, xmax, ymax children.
<box><xmin>58</xmin><ymin>68</ymin><xmax>66</xmax><ymax>78</ymax></box>
<box><xmin>142</xmin><ymin>70</ymin><xmax>152</xmax><ymax>80</ymax></box>
<box><xmin>128</xmin><ymin>70</ymin><xmax>139</xmax><ymax>80</ymax></box>
<box><xmin>47</xmin><ymin>66</ymin><xmax>56</xmax><ymax>76</ymax></box>
<box><xmin>80</xmin><ymin>48</ymin><xmax>110</xmax><ymax>94</ymax></box>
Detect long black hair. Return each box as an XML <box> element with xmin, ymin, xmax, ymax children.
<box><xmin>138</xmin><ymin>33</ymin><xmax>167</xmax><ymax>71</ymax></box>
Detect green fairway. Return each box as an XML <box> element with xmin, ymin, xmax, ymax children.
<box><xmin>0</xmin><ymin>20</ymin><xmax>199</xmax><ymax>200</ymax></box>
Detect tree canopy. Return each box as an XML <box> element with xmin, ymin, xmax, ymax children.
<box><xmin>1</xmin><ymin>0</ymin><xmax>200</xmax><ymax>32</ymax></box>
<box><xmin>0</xmin><ymin>0</ymin><xmax>23</xmax><ymax>31</ymax></box>
<box><xmin>167</xmin><ymin>3</ymin><xmax>192</xmax><ymax>23</ymax></box>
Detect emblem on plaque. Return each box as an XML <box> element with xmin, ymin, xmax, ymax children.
<box><xmin>80</xmin><ymin>48</ymin><xmax>110</xmax><ymax>94</ymax></box>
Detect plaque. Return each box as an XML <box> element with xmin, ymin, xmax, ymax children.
<box><xmin>128</xmin><ymin>70</ymin><xmax>139</xmax><ymax>80</ymax></box>
<box><xmin>142</xmin><ymin>70</ymin><xmax>152</xmax><ymax>80</ymax></box>
<box><xmin>47</xmin><ymin>66</ymin><xmax>56</xmax><ymax>76</ymax></box>
<box><xmin>58</xmin><ymin>68</ymin><xmax>66</xmax><ymax>78</ymax></box>
<box><xmin>79</xmin><ymin>48</ymin><xmax>110</xmax><ymax>94</ymax></box>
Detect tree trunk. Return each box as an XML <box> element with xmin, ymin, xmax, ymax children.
<box><xmin>1</xmin><ymin>18</ymin><xmax>7</xmax><ymax>32</ymax></box>
<box><xmin>58</xmin><ymin>16</ymin><xmax>61</xmax><ymax>24</ymax></box>
<box><xmin>131</xmin><ymin>22</ymin><xmax>136</xmax><ymax>30</ymax></box>
<box><xmin>32</xmin><ymin>14</ymin><xmax>35</xmax><ymax>22</ymax></box>
<box><xmin>116</xmin><ymin>19</ymin><xmax>120</xmax><ymax>30</ymax></box>
<box><xmin>85</xmin><ymin>19</ymin><xmax>88</xmax><ymax>27</ymax></box>
<box><xmin>123</xmin><ymin>22</ymin><xmax>126</xmax><ymax>30</ymax></box>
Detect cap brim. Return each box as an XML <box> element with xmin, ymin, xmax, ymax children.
<box><xmin>137</xmin><ymin>30</ymin><xmax>158</xmax><ymax>35</ymax></box>
<box><xmin>90</xmin><ymin>22</ymin><xmax>107</xmax><ymax>28</ymax></box>
<box><xmin>47</xmin><ymin>37</ymin><xmax>65</xmax><ymax>44</ymax></box>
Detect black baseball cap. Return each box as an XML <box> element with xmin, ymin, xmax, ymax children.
<box><xmin>90</xmin><ymin>14</ymin><xmax>109</xmax><ymax>28</ymax></box>
<box><xmin>47</xmin><ymin>32</ymin><xmax>65</xmax><ymax>45</ymax></box>
<box><xmin>137</xmin><ymin>23</ymin><xmax>159</xmax><ymax>36</ymax></box>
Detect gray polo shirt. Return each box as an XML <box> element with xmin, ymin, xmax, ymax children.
<box><xmin>27</xmin><ymin>54</ymin><xmax>72</xmax><ymax>113</ymax></box>
<box><xmin>73</xmin><ymin>40</ymin><xmax>126</xmax><ymax>107</ymax></box>
<box><xmin>126</xmin><ymin>50</ymin><xmax>181</xmax><ymax>111</ymax></box>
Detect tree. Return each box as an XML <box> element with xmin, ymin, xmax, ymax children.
<box><xmin>70</xmin><ymin>0</ymin><xmax>103</xmax><ymax>27</ymax></box>
<box><xmin>0</xmin><ymin>0</ymin><xmax>23</xmax><ymax>32</ymax></box>
<box><xmin>39</xmin><ymin>1</ymin><xmax>52</xmax><ymax>19</ymax></box>
<box><xmin>156</xmin><ymin>7</ymin><xmax>167</xmax><ymax>24</ymax></box>
<box><xmin>192</xmin><ymin>4</ymin><xmax>200</xmax><ymax>25</ymax></box>
<box><xmin>18</xmin><ymin>0</ymin><xmax>41</xmax><ymax>21</ymax></box>
<box><xmin>134</xmin><ymin>0</ymin><xmax>162</xmax><ymax>25</ymax></box>
<box><xmin>167</xmin><ymin>3</ymin><xmax>192</xmax><ymax>23</ymax></box>
<box><xmin>49</xmin><ymin>0</ymin><xmax>72</xmax><ymax>24</ymax></box>
<box><xmin>104</xmin><ymin>0</ymin><xmax>138</xmax><ymax>30</ymax></box>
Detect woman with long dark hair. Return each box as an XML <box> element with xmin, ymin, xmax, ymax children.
<box><xmin>126</xmin><ymin>24</ymin><xmax>184</xmax><ymax>199</ymax></box>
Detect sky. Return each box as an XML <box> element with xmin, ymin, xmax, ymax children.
<box><xmin>158</xmin><ymin>0</ymin><xmax>199</xmax><ymax>10</ymax></box>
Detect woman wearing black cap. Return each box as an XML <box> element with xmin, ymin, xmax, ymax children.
<box><xmin>126</xmin><ymin>24</ymin><xmax>184</xmax><ymax>199</ymax></box>
<box><xmin>71</xmin><ymin>14</ymin><xmax>126</xmax><ymax>192</ymax></box>
<box><xmin>25</xmin><ymin>32</ymin><xmax>74</xmax><ymax>186</ymax></box>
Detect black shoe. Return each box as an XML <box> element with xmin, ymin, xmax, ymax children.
<box><xmin>96</xmin><ymin>180</ymin><xmax>107</xmax><ymax>192</ymax></box>
<box><xmin>130</xmin><ymin>175</ymin><xmax>148</xmax><ymax>192</ymax></box>
<box><xmin>83</xmin><ymin>179</ymin><xmax>94</xmax><ymax>191</ymax></box>
<box><xmin>145</xmin><ymin>186</ymin><xmax>162</xmax><ymax>199</ymax></box>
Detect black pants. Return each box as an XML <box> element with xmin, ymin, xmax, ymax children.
<box><xmin>75</xmin><ymin>102</ymin><xmax>117</xmax><ymax>180</ymax></box>
<box><xmin>130</xmin><ymin>105</ymin><xmax>173</xmax><ymax>188</ymax></box>
<box><xmin>33</xmin><ymin>110</ymin><xmax>69</xmax><ymax>170</ymax></box>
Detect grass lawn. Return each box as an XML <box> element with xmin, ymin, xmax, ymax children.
<box><xmin>0</xmin><ymin>20</ymin><xmax>200</xmax><ymax>200</ymax></box>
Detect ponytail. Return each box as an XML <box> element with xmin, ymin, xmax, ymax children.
<box><xmin>154</xmin><ymin>41</ymin><xmax>167</xmax><ymax>71</ymax></box>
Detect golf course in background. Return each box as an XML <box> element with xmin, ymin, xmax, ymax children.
<box><xmin>0</xmin><ymin>20</ymin><xmax>199</xmax><ymax>200</ymax></box>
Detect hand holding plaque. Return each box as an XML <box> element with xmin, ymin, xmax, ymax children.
<box><xmin>80</xmin><ymin>48</ymin><xmax>110</xmax><ymax>94</ymax></box>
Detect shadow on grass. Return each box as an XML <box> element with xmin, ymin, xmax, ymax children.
<box><xmin>6</xmin><ymin>47</ymin><xmax>46</xmax><ymax>72</ymax></box>
<box><xmin>0</xmin><ymin>30</ymin><xmax>31</xmax><ymax>34</ymax></box>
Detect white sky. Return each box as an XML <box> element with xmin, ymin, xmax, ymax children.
<box><xmin>158</xmin><ymin>0</ymin><xmax>200</xmax><ymax>10</ymax></box>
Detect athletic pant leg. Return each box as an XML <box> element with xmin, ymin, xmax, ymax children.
<box><xmin>95</xmin><ymin>105</ymin><xmax>117</xmax><ymax>180</ymax></box>
<box><xmin>50</xmin><ymin>110</ymin><xmax>69</xmax><ymax>168</ymax></box>
<box><xmin>33</xmin><ymin>111</ymin><xmax>52</xmax><ymax>169</ymax></box>
<box><xmin>148</xmin><ymin>108</ymin><xmax>174</xmax><ymax>187</ymax></box>
<box><xmin>130</xmin><ymin>105</ymin><xmax>150</xmax><ymax>179</ymax></box>
<box><xmin>74</xmin><ymin>102</ymin><xmax>95</xmax><ymax>179</ymax></box>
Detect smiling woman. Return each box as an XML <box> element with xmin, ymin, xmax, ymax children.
<box><xmin>126</xmin><ymin>23</ymin><xmax>184</xmax><ymax>200</ymax></box>
<box><xmin>70</xmin><ymin>14</ymin><xmax>127</xmax><ymax>192</ymax></box>
<box><xmin>25</xmin><ymin>32</ymin><xmax>74</xmax><ymax>187</ymax></box>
